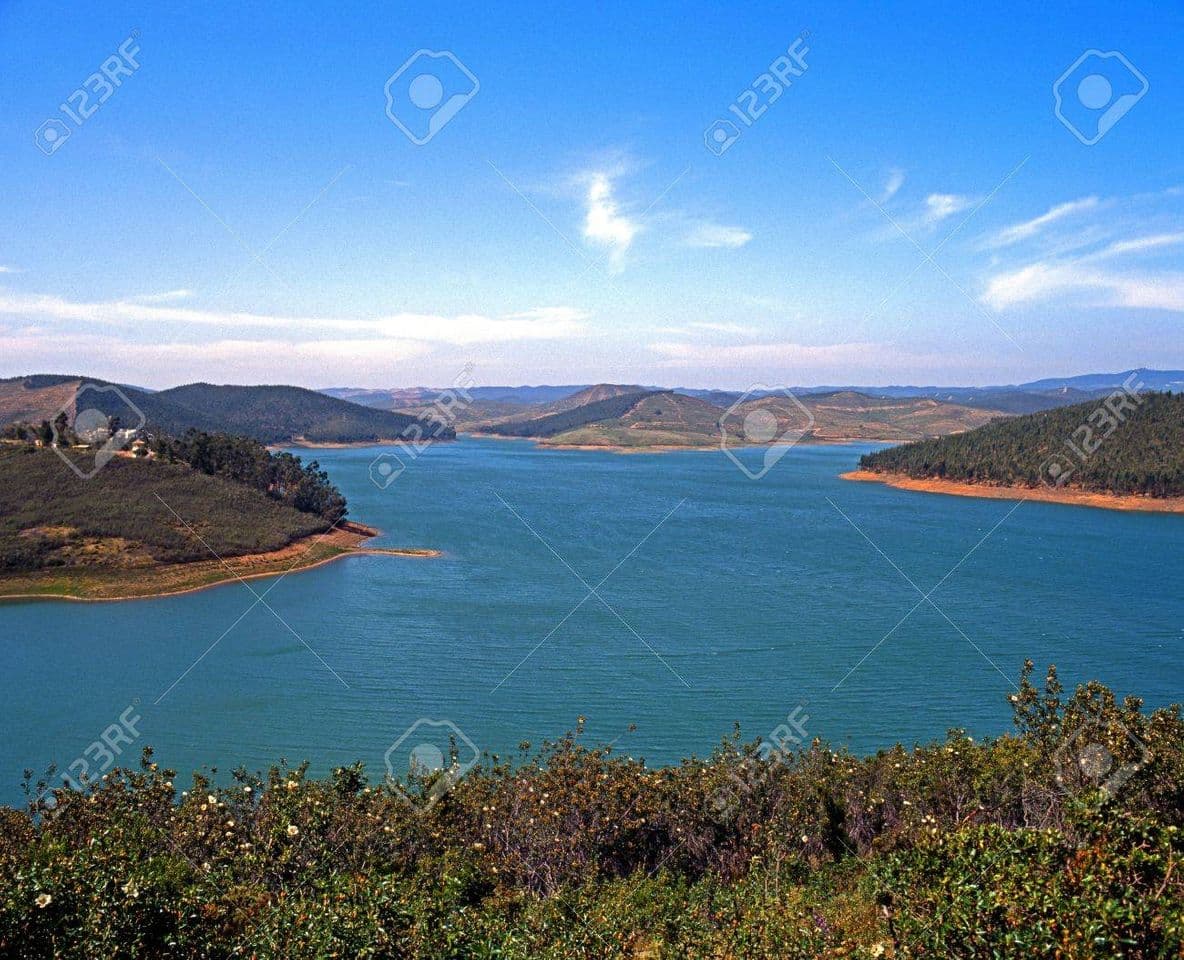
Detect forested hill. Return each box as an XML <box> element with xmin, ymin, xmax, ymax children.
<box><xmin>0</xmin><ymin>376</ymin><xmax>445</xmax><ymax>445</ymax></box>
<box><xmin>152</xmin><ymin>383</ymin><xmax>441</xmax><ymax>444</ymax></box>
<box><xmin>859</xmin><ymin>390</ymin><xmax>1184</xmax><ymax>496</ymax></box>
<box><xmin>0</xmin><ymin>435</ymin><xmax>343</xmax><ymax>573</ymax></box>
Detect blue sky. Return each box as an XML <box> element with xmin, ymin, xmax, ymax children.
<box><xmin>1</xmin><ymin>1</ymin><xmax>1181</xmax><ymax>388</ymax></box>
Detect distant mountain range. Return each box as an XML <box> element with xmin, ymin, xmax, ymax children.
<box><xmin>0</xmin><ymin>375</ymin><xmax>447</xmax><ymax>445</ymax></box>
<box><xmin>4</xmin><ymin>369</ymin><xmax>1174</xmax><ymax>451</ymax></box>
<box><xmin>317</xmin><ymin>370</ymin><xmax>1183</xmax><ymax>447</ymax></box>
<box><xmin>327</xmin><ymin>369</ymin><xmax>1184</xmax><ymax>419</ymax></box>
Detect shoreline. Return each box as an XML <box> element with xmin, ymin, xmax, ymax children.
<box><xmin>467</xmin><ymin>432</ymin><xmax>878</xmax><ymax>454</ymax></box>
<box><xmin>841</xmin><ymin>470</ymin><xmax>1184</xmax><ymax>514</ymax></box>
<box><xmin>273</xmin><ymin>438</ymin><xmax>426</xmax><ymax>450</ymax></box>
<box><xmin>0</xmin><ymin>521</ymin><xmax>441</xmax><ymax>604</ymax></box>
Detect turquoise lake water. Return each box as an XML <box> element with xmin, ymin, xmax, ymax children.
<box><xmin>2</xmin><ymin>437</ymin><xmax>1181</xmax><ymax>803</ymax></box>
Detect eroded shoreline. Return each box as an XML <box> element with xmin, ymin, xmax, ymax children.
<box><xmin>0</xmin><ymin>521</ymin><xmax>441</xmax><ymax>603</ymax></box>
<box><xmin>842</xmin><ymin>470</ymin><xmax>1184</xmax><ymax>513</ymax></box>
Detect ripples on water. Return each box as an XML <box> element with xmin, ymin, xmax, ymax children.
<box><xmin>2</xmin><ymin>437</ymin><xmax>1181</xmax><ymax>802</ymax></box>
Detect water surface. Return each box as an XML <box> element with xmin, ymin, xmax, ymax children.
<box><xmin>2</xmin><ymin>438</ymin><xmax>1181</xmax><ymax>803</ymax></box>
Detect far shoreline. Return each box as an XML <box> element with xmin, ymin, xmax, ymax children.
<box><xmin>0</xmin><ymin>521</ymin><xmax>441</xmax><ymax>604</ymax></box>
<box><xmin>464</xmin><ymin>432</ymin><xmax>881</xmax><ymax>454</ymax></box>
<box><xmin>842</xmin><ymin>470</ymin><xmax>1184</xmax><ymax>514</ymax></box>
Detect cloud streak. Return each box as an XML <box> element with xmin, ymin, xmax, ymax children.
<box><xmin>582</xmin><ymin>173</ymin><xmax>638</xmax><ymax>270</ymax></box>
<box><xmin>986</xmin><ymin>196</ymin><xmax>1100</xmax><ymax>248</ymax></box>
<box><xmin>0</xmin><ymin>290</ymin><xmax>589</xmax><ymax>345</ymax></box>
<box><xmin>683</xmin><ymin>222</ymin><xmax>752</xmax><ymax>249</ymax></box>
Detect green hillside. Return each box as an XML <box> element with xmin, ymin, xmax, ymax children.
<box><xmin>0</xmin><ymin>442</ymin><xmax>337</xmax><ymax>573</ymax></box>
<box><xmin>860</xmin><ymin>390</ymin><xmax>1184</xmax><ymax>495</ymax></box>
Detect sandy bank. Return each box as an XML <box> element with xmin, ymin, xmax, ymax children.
<box><xmin>0</xmin><ymin>521</ymin><xmax>441</xmax><ymax>603</ymax></box>
<box><xmin>841</xmin><ymin>470</ymin><xmax>1184</xmax><ymax>514</ymax></box>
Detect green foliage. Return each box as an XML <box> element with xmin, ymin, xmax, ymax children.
<box><xmin>154</xmin><ymin>430</ymin><xmax>347</xmax><ymax>523</ymax></box>
<box><xmin>861</xmin><ymin>390</ymin><xmax>1184</xmax><ymax>495</ymax></box>
<box><xmin>0</xmin><ymin>669</ymin><xmax>1180</xmax><ymax>956</ymax></box>
<box><xmin>0</xmin><ymin>446</ymin><xmax>333</xmax><ymax>572</ymax></box>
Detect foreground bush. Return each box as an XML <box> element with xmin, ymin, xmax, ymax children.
<box><xmin>1</xmin><ymin>663</ymin><xmax>1181</xmax><ymax>958</ymax></box>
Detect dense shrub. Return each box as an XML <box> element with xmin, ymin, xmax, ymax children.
<box><xmin>1</xmin><ymin>663</ymin><xmax>1180</xmax><ymax>957</ymax></box>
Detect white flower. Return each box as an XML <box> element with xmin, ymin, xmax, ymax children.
<box><xmin>35</xmin><ymin>893</ymin><xmax>52</xmax><ymax>909</ymax></box>
<box><xmin>121</xmin><ymin>880</ymin><xmax>139</xmax><ymax>899</ymax></box>
<box><xmin>286</xmin><ymin>824</ymin><xmax>299</xmax><ymax>837</ymax></box>
<box><xmin>207</xmin><ymin>794</ymin><xmax>217</xmax><ymax>804</ymax></box>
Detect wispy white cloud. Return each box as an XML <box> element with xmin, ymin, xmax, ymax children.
<box><xmin>881</xmin><ymin>168</ymin><xmax>905</xmax><ymax>203</ymax></box>
<box><xmin>0</xmin><ymin>332</ymin><xmax>435</xmax><ymax>387</ymax></box>
<box><xmin>129</xmin><ymin>288</ymin><xmax>195</xmax><ymax>303</ymax></box>
<box><xmin>648</xmin><ymin>340</ymin><xmax>953</xmax><ymax>372</ymax></box>
<box><xmin>986</xmin><ymin>196</ymin><xmax>1100</xmax><ymax>248</ymax></box>
<box><xmin>924</xmin><ymin>193</ymin><xmax>975</xmax><ymax>223</ymax></box>
<box><xmin>652</xmin><ymin>321</ymin><xmax>756</xmax><ymax>336</ymax></box>
<box><xmin>0</xmin><ymin>266</ymin><xmax>20</xmax><ymax>274</ymax></box>
<box><xmin>1083</xmin><ymin>232</ymin><xmax>1184</xmax><ymax>259</ymax></box>
<box><xmin>0</xmin><ymin>289</ymin><xmax>589</xmax><ymax>345</ymax></box>
<box><xmin>582</xmin><ymin>172</ymin><xmax>638</xmax><ymax>271</ymax></box>
<box><xmin>683</xmin><ymin>222</ymin><xmax>752</xmax><ymax>249</ymax></box>
<box><xmin>982</xmin><ymin>235</ymin><xmax>1184</xmax><ymax>312</ymax></box>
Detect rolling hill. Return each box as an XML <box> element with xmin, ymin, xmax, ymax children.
<box><xmin>858</xmin><ymin>390</ymin><xmax>1184</xmax><ymax>496</ymax></box>
<box><xmin>473</xmin><ymin>386</ymin><xmax>1006</xmax><ymax>448</ymax></box>
<box><xmin>0</xmin><ymin>376</ymin><xmax>445</xmax><ymax>445</ymax></box>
